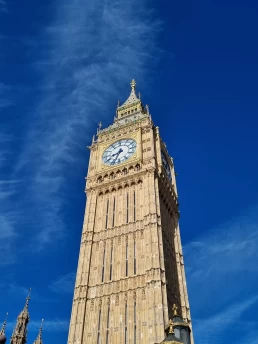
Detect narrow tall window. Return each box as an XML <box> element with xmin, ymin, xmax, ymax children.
<box><xmin>105</xmin><ymin>199</ymin><xmax>109</xmax><ymax>229</ymax></box>
<box><xmin>106</xmin><ymin>306</ymin><xmax>110</xmax><ymax>344</ymax></box>
<box><xmin>125</xmin><ymin>302</ymin><xmax>128</xmax><ymax>344</ymax></box>
<box><xmin>109</xmin><ymin>246</ymin><xmax>113</xmax><ymax>281</ymax></box>
<box><xmin>133</xmin><ymin>191</ymin><xmax>136</xmax><ymax>222</ymax></box>
<box><xmin>112</xmin><ymin>197</ymin><xmax>116</xmax><ymax>227</ymax></box>
<box><xmin>102</xmin><ymin>246</ymin><xmax>106</xmax><ymax>282</ymax></box>
<box><xmin>134</xmin><ymin>239</ymin><xmax>136</xmax><ymax>275</ymax></box>
<box><xmin>134</xmin><ymin>301</ymin><xmax>137</xmax><ymax>344</ymax></box>
<box><xmin>126</xmin><ymin>193</ymin><xmax>129</xmax><ymax>223</ymax></box>
<box><xmin>97</xmin><ymin>308</ymin><xmax>102</xmax><ymax>344</ymax></box>
<box><xmin>126</xmin><ymin>242</ymin><xmax>128</xmax><ymax>277</ymax></box>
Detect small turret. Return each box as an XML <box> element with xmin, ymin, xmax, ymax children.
<box><xmin>171</xmin><ymin>305</ymin><xmax>192</xmax><ymax>344</ymax></box>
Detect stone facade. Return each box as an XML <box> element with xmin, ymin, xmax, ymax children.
<box><xmin>67</xmin><ymin>81</ymin><xmax>193</xmax><ymax>344</ymax></box>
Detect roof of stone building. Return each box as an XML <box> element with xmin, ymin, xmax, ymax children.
<box><xmin>0</xmin><ymin>313</ymin><xmax>7</xmax><ymax>344</ymax></box>
<box><xmin>118</xmin><ymin>79</ymin><xmax>140</xmax><ymax>108</ymax></box>
<box><xmin>162</xmin><ymin>319</ymin><xmax>184</xmax><ymax>343</ymax></box>
<box><xmin>0</xmin><ymin>334</ymin><xmax>6</xmax><ymax>344</ymax></box>
<box><xmin>33</xmin><ymin>319</ymin><xmax>44</xmax><ymax>344</ymax></box>
<box><xmin>172</xmin><ymin>315</ymin><xmax>189</xmax><ymax>328</ymax></box>
<box><xmin>171</xmin><ymin>304</ymin><xmax>190</xmax><ymax>329</ymax></box>
<box><xmin>1</xmin><ymin>290</ymin><xmax>44</xmax><ymax>344</ymax></box>
<box><xmin>17</xmin><ymin>290</ymin><xmax>30</xmax><ymax>321</ymax></box>
<box><xmin>115</xmin><ymin>79</ymin><xmax>146</xmax><ymax>120</ymax></box>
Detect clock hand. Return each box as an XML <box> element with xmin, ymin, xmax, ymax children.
<box><xmin>106</xmin><ymin>148</ymin><xmax>123</xmax><ymax>162</ymax></box>
<box><xmin>113</xmin><ymin>149</ymin><xmax>123</xmax><ymax>162</ymax></box>
<box><xmin>111</xmin><ymin>148</ymin><xmax>123</xmax><ymax>157</ymax></box>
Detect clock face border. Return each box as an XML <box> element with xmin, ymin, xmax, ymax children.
<box><xmin>97</xmin><ymin>130</ymin><xmax>142</xmax><ymax>172</ymax></box>
<box><xmin>102</xmin><ymin>139</ymin><xmax>137</xmax><ymax>166</ymax></box>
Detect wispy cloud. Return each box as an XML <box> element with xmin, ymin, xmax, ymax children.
<box><xmin>0</xmin><ymin>133</ymin><xmax>13</xmax><ymax>170</ymax></box>
<box><xmin>194</xmin><ymin>297</ymin><xmax>258</xmax><ymax>344</ymax></box>
<box><xmin>0</xmin><ymin>283</ymin><xmax>30</xmax><ymax>300</ymax></box>
<box><xmin>6</xmin><ymin>0</ymin><xmax>160</xmax><ymax>252</ymax></box>
<box><xmin>0</xmin><ymin>0</ymin><xmax>7</xmax><ymax>13</ymax></box>
<box><xmin>29</xmin><ymin>319</ymin><xmax>69</xmax><ymax>332</ymax></box>
<box><xmin>0</xmin><ymin>83</ymin><xmax>11</xmax><ymax>109</ymax></box>
<box><xmin>49</xmin><ymin>272</ymin><xmax>75</xmax><ymax>294</ymax></box>
<box><xmin>0</xmin><ymin>179</ymin><xmax>24</xmax><ymax>265</ymax></box>
<box><xmin>184</xmin><ymin>205</ymin><xmax>258</xmax><ymax>343</ymax></box>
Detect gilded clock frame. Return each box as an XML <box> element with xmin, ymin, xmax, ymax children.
<box><xmin>97</xmin><ymin>130</ymin><xmax>142</xmax><ymax>173</ymax></box>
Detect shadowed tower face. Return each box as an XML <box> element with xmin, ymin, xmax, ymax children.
<box><xmin>67</xmin><ymin>81</ymin><xmax>193</xmax><ymax>344</ymax></box>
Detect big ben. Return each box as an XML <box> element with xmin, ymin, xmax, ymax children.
<box><xmin>67</xmin><ymin>80</ymin><xmax>193</xmax><ymax>344</ymax></box>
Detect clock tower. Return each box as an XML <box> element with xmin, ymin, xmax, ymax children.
<box><xmin>67</xmin><ymin>80</ymin><xmax>193</xmax><ymax>344</ymax></box>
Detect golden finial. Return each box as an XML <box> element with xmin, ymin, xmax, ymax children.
<box><xmin>0</xmin><ymin>312</ymin><xmax>8</xmax><ymax>334</ymax></box>
<box><xmin>168</xmin><ymin>319</ymin><xmax>174</xmax><ymax>334</ymax></box>
<box><xmin>130</xmin><ymin>79</ymin><xmax>136</xmax><ymax>90</ymax></box>
<box><xmin>172</xmin><ymin>304</ymin><xmax>178</xmax><ymax>316</ymax></box>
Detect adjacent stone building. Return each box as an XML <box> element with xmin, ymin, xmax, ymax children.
<box><xmin>67</xmin><ymin>81</ymin><xmax>194</xmax><ymax>343</ymax></box>
<box><xmin>0</xmin><ymin>291</ymin><xmax>44</xmax><ymax>344</ymax></box>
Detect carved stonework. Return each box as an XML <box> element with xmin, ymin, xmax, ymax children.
<box><xmin>67</xmin><ymin>81</ymin><xmax>193</xmax><ymax>344</ymax></box>
<box><xmin>10</xmin><ymin>292</ymin><xmax>30</xmax><ymax>344</ymax></box>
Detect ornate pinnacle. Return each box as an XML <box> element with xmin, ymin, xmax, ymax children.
<box><xmin>39</xmin><ymin>319</ymin><xmax>44</xmax><ymax>337</ymax></box>
<box><xmin>25</xmin><ymin>288</ymin><xmax>31</xmax><ymax>309</ymax></box>
<box><xmin>0</xmin><ymin>312</ymin><xmax>8</xmax><ymax>334</ymax></box>
<box><xmin>172</xmin><ymin>304</ymin><xmax>178</xmax><ymax>316</ymax></box>
<box><xmin>33</xmin><ymin>319</ymin><xmax>44</xmax><ymax>344</ymax></box>
<box><xmin>130</xmin><ymin>79</ymin><xmax>136</xmax><ymax>90</ymax></box>
<box><xmin>97</xmin><ymin>122</ymin><xmax>102</xmax><ymax>135</ymax></box>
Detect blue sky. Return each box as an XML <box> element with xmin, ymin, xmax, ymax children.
<box><xmin>0</xmin><ymin>0</ymin><xmax>258</xmax><ymax>343</ymax></box>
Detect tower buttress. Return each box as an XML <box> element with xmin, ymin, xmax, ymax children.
<box><xmin>10</xmin><ymin>290</ymin><xmax>31</xmax><ymax>344</ymax></box>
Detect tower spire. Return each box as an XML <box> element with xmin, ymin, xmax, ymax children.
<box><xmin>116</xmin><ymin>79</ymin><xmax>145</xmax><ymax>119</ymax></box>
<box><xmin>0</xmin><ymin>313</ymin><xmax>8</xmax><ymax>335</ymax></box>
<box><xmin>24</xmin><ymin>288</ymin><xmax>31</xmax><ymax>309</ymax></box>
<box><xmin>32</xmin><ymin>319</ymin><xmax>44</xmax><ymax>344</ymax></box>
<box><xmin>130</xmin><ymin>79</ymin><xmax>136</xmax><ymax>91</ymax></box>
<box><xmin>10</xmin><ymin>289</ymin><xmax>31</xmax><ymax>344</ymax></box>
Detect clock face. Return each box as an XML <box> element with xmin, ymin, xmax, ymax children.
<box><xmin>161</xmin><ymin>151</ymin><xmax>172</xmax><ymax>182</ymax></box>
<box><xmin>102</xmin><ymin>139</ymin><xmax>137</xmax><ymax>166</ymax></box>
